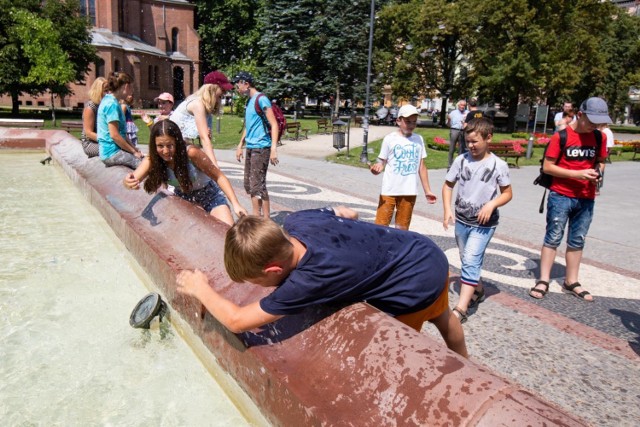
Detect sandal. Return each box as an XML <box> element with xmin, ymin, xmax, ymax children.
<box><xmin>562</xmin><ymin>281</ymin><xmax>593</xmax><ymax>302</ymax></box>
<box><xmin>452</xmin><ymin>307</ymin><xmax>468</xmax><ymax>324</ymax></box>
<box><xmin>529</xmin><ymin>280</ymin><xmax>549</xmax><ymax>299</ymax></box>
<box><xmin>468</xmin><ymin>287</ymin><xmax>485</xmax><ymax>308</ymax></box>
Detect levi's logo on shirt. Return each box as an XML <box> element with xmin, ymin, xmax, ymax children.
<box><xmin>564</xmin><ymin>146</ymin><xmax>596</xmax><ymax>161</ymax></box>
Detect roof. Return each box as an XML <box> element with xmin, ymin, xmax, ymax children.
<box><xmin>91</xmin><ymin>28</ymin><xmax>167</xmax><ymax>57</ymax></box>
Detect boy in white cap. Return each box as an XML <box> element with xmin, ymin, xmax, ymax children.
<box><xmin>530</xmin><ymin>97</ymin><xmax>610</xmax><ymax>302</ymax></box>
<box><xmin>370</xmin><ymin>104</ymin><xmax>437</xmax><ymax>230</ymax></box>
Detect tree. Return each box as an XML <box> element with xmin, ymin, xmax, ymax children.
<box><xmin>311</xmin><ymin>0</ymin><xmax>391</xmax><ymax>112</ymax></box>
<box><xmin>257</xmin><ymin>0</ymin><xmax>393</xmax><ymax>113</ymax></box>
<box><xmin>195</xmin><ymin>0</ymin><xmax>262</xmax><ymax>74</ymax></box>
<box><xmin>465</xmin><ymin>0</ymin><xmax>616</xmax><ymax>130</ymax></box>
<box><xmin>375</xmin><ymin>0</ymin><xmax>477</xmax><ymax>125</ymax></box>
<box><xmin>257</xmin><ymin>0</ymin><xmax>322</xmax><ymax>102</ymax></box>
<box><xmin>0</xmin><ymin>0</ymin><xmax>96</xmax><ymax>115</ymax></box>
<box><xmin>593</xmin><ymin>9</ymin><xmax>640</xmax><ymax>122</ymax></box>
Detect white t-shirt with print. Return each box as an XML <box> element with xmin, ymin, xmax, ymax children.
<box><xmin>378</xmin><ymin>131</ymin><xmax>427</xmax><ymax>196</ymax></box>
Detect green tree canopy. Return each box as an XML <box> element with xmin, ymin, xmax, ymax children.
<box><xmin>196</xmin><ymin>0</ymin><xmax>262</xmax><ymax>74</ymax></box>
<box><xmin>0</xmin><ymin>0</ymin><xmax>96</xmax><ymax>114</ymax></box>
<box><xmin>376</xmin><ymin>0</ymin><xmax>477</xmax><ymax>125</ymax></box>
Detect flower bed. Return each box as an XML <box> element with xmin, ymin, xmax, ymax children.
<box><xmin>428</xmin><ymin>136</ymin><xmax>450</xmax><ymax>151</ymax></box>
<box><xmin>497</xmin><ymin>139</ymin><xmax>526</xmax><ymax>153</ymax></box>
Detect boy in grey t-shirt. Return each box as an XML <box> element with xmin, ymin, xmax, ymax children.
<box><xmin>442</xmin><ymin>117</ymin><xmax>513</xmax><ymax>323</ymax></box>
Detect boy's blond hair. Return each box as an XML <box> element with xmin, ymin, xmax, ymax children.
<box><xmin>464</xmin><ymin>116</ymin><xmax>493</xmax><ymax>139</ymax></box>
<box><xmin>194</xmin><ymin>83</ymin><xmax>222</xmax><ymax>115</ymax></box>
<box><xmin>224</xmin><ymin>216</ymin><xmax>293</xmax><ymax>282</ymax></box>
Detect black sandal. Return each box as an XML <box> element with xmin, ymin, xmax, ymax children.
<box><xmin>452</xmin><ymin>307</ymin><xmax>468</xmax><ymax>324</ymax></box>
<box><xmin>468</xmin><ymin>287</ymin><xmax>485</xmax><ymax>308</ymax></box>
<box><xmin>529</xmin><ymin>280</ymin><xmax>549</xmax><ymax>299</ymax></box>
<box><xmin>562</xmin><ymin>281</ymin><xmax>593</xmax><ymax>301</ymax></box>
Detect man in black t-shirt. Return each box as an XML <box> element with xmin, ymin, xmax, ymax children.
<box><xmin>464</xmin><ymin>98</ymin><xmax>484</xmax><ymax>127</ymax></box>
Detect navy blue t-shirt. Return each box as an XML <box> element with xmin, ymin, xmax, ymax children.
<box><xmin>259</xmin><ymin>208</ymin><xmax>448</xmax><ymax>317</ymax></box>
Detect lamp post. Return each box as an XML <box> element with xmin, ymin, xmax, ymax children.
<box><xmin>360</xmin><ymin>0</ymin><xmax>375</xmax><ymax>164</ymax></box>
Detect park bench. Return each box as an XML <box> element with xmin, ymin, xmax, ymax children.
<box><xmin>317</xmin><ymin>118</ymin><xmax>332</xmax><ymax>134</ymax></box>
<box><xmin>284</xmin><ymin>121</ymin><xmax>310</xmax><ymax>141</ymax></box>
<box><xmin>631</xmin><ymin>142</ymin><xmax>640</xmax><ymax>160</ymax></box>
<box><xmin>489</xmin><ymin>141</ymin><xmax>524</xmax><ymax>168</ymax></box>
<box><xmin>0</xmin><ymin>118</ymin><xmax>45</xmax><ymax>129</ymax></box>
<box><xmin>60</xmin><ymin>120</ymin><xmax>84</xmax><ymax>132</ymax></box>
<box><xmin>353</xmin><ymin>116</ymin><xmax>363</xmax><ymax>127</ymax></box>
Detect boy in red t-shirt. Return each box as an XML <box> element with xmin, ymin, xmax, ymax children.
<box><xmin>530</xmin><ymin>97</ymin><xmax>609</xmax><ymax>302</ymax></box>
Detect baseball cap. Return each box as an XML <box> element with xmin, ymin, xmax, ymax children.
<box><xmin>203</xmin><ymin>71</ymin><xmax>233</xmax><ymax>91</ymax></box>
<box><xmin>154</xmin><ymin>92</ymin><xmax>174</xmax><ymax>104</ymax></box>
<box><xmin>397</xmin><ymin>104</ymin><xmax>420</xmax><ymax>118</ymax></box>
<box><xmin>232</xmin><ymin>71</ymin><xmax>254</xmax><ymax>85</ymax></box>
<box><xmin>579</xmin><ymin>97</ymin><xmax>612</xmax><ymax>124</ymax></box>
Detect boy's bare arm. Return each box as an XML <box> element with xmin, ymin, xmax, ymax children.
<box><xmin>332</xmin><ymin>205</ymin><xmax>359</xmax><ymax>220</ymax></box>
<box><xmin>477</xmin><ymin>184</ymin><xmax>513</xmax><ymax>225</ymax></box>
<box><xmin>176</xmin><ymin>269</ymin><xmax>282</xmax><ymax>333</ymax></box>
<box><xmin>418</xmin><ymin>161</ymin><xmax>437</xmax><ymax>203</ymax></box>
<box><xmin>442</xmin><ymin>181</ymin><xmax>455</xmax><ymax>230</ymax></box>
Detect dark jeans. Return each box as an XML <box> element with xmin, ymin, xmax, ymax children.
<box><xmin>448</xmin><ymin>129</ymin><xmax>466</xmax><ymax>167</ymax></box>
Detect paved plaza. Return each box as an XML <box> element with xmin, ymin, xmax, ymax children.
<box><xmin>215</xmin><ymin>125</ymin><xmax>640</xmax><ymax>426</ymax></box>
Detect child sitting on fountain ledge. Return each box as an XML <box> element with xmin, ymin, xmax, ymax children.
<box><xmin>176</xmin><ymin>206</ymin><xmax>468</xmax><ymax>358</ymax></box>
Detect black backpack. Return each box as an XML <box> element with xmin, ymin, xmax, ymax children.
<box><xmin>534</xmin><ymin>129</ymin><xmax>602</xmax><ymax>213</ymax></box>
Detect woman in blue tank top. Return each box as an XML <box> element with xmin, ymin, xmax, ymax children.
<box><xmin>123</xmin><ymin>120</ymin><xmax>247</xmax><ymax>225</ymax></box>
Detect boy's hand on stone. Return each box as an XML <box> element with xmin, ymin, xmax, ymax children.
<box><xmin>176</xmin><ymin>269</ymin><xmax>209</xmax><ymax>300</ymax></box>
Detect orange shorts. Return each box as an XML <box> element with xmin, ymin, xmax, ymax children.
<box><xmin>374</xmin><ymin>195</ymin><xmax>417</xmax><ymax>229</ymax></box>
<box><xmin>395</xmin><ymin>274</ymin><xmax>450</xmax><ymax>332</ymax></box>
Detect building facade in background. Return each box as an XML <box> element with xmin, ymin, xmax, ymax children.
<box><xmin>0</xmin><ymin>0</ymin><xmax>200</xmax><ymax>110</ymax></box>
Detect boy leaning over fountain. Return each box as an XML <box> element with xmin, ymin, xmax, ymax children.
<box><xmin>176</xmin><ymin>206</ymin><xmax>468</xmax><ymax>358</ymax></box>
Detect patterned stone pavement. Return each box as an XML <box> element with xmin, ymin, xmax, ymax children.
<box><xmin>214</xmin><ymin>140</ymin><xmax>640</xmax><ymax>426</ymax></box>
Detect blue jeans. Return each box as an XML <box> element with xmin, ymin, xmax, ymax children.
<box><xmin>455</xmin><ymin>221</ymin><xmax>496</xmax><ymax>286</ymax></box>
<box><xmin>543</xmin><ymin>191</ymin><xmax>594</xmax><ymax>249</ymax></box>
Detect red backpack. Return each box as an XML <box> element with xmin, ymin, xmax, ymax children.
<box><xmin>254</xmin><ymin>94</ymin><xmax>286</xmax><ymax>142</ymax></box>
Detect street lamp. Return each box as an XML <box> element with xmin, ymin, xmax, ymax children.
<box><xmin>360</xmin><ymin>0</ymin><xmax>375</xmax><ymax>164</ymax></box>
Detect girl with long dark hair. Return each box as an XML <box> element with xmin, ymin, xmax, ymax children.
<box><xmin>123</xmin><ymin>120</ymin><xmax>246</xmax><ymax>225</ymax></box>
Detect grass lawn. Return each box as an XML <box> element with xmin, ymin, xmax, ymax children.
<box><xmin>328</xmin><ymin>127</ymin><xmax>639</xmax><ymax>170</ymax></box>
<box><xmin>4</xmin><ymin>109</ymin><xmax>637</xmax><ymax>169</ymax></box>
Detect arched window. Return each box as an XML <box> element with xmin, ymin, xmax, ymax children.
<box><xmin>173</xmin><ymin>66</ymin><xmax>185</xmax><ymax>104</ymax></box>
<box><xmin>171</xmin><ymin>28</ymin><xmax>179</xmax><ymax>53</ymax></box>
<box><xmin>95</xmin><ymin>58</ymin><xmax>105</xmax><ymax>78</ymax></box>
